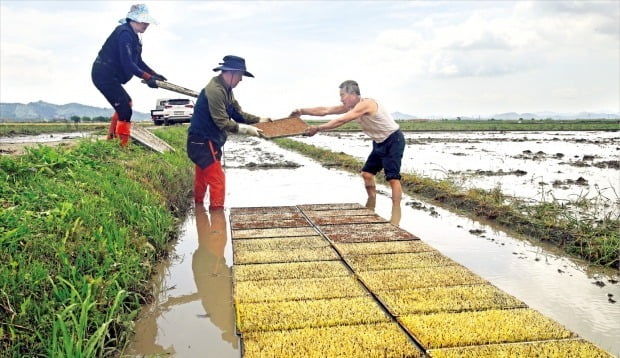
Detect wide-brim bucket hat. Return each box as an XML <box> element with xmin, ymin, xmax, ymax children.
<box><xmin>119</xmin><ymin>4</ymin><xmax>158</xmax><ymax>25</ymax></box>
<box><xmin>213</xmin><ymin>55</ymin><xmax>254</xmax><ymax>78</ymax></box>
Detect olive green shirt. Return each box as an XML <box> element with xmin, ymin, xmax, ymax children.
<box><xmin>205</xmin><ymin>75</ymin><xmax>260</xmax><ymax>133</ymax></box>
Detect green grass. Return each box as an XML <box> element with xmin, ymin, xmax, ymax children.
<box><xmin>274</xmin><ymin>138</ymin><xmax>619</xmax><ymax>268</ymax></box>
<box><xmin>0</xmin><ymin>126</ymin><xmax>193</xmax><ymax>356</ymax></box>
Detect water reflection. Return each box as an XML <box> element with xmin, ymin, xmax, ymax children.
<box><xmin>192</xmin><ymin>205</ymin><xmax>238</xmax><ymax>347</ymax></box>
<box><xmin>124</xmin><ymin>206</ymin><xmax>239</xmax><ymax>356</ymax></box>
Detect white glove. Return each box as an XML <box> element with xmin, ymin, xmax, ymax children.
<box><xmin>238</xmin><ymin>123</ymin><xmax>263</xmax><ymax>137</ymax></box>
<box><xmin>259</xmin><ymin>117</ymin><xmax>272</xmax><ymax>123</ymax></box>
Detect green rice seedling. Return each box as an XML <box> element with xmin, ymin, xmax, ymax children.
<box><xmin>234</xmin><ymin>246</ymin><xmax>340</xmax><ymax>264</ymax></box>
<box><xmin>428</xmin><ymin>338</ymin><xmax>614</xmax><ymax>357</ymax></box>
<box><xmin>234</xmin><ymin>276</ymin><xmax>368</xmax><ymax>303</ymax></box>
<box><xmin>242</xmin><ymin>322</ymin><xmax>422</xmax><ymax>357</ymax></box>
<box><xmin>235</xmin><ymin>296</ymin><xmax>390</xmax><ymax>333</ymax></box>
<box><xmin>375</xmin><ymin>284</ymin><xmax>526</xmax><ymax>316</ymax></box>
<box><xmin>399</xmin><ymin>308</ymin><xmax>575</xmax><ymax>349</ymax></box>
<box><xmin>358</xmin><ymin>265</ymin><xmax>488</xmax><ymax>291</ymax></box>
<box><xmin>232</xmin><ymin>236</ymin><xmax>329</xmax><ymax>252</ymax></box>
<box><xmin>233</xmin><ymin>261</ymin><xmax>352</xmax><ymax>282</ymax></box>
<box><xmin>232</xmin><ymin>227</ymin><xmax>318</xmax><ymax>239</ymax></box>
<box><xmin>334</xmin><ymin>241</ymin><xmax>434</xmax><ymax>256</ymax></box>
<box><xmin>344</xmin><ymin>251</ymin><xmax>455</xmax><ymax>271</ymax></box>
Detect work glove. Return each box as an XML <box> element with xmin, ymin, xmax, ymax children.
<box><xmin>238</xmin><ymin>123</ymin><xmax>263</xmax><ymax>137</ymax></box>
<box><xmin>259</xmin><ymin>117</ymin><xmax>272</xmax><ymax>123</ymax></box>
<box><xmin>152</xmin><ymin>74</ymin><xmax>167</xmax><ymax>81</ymax></box>
<box><xmin>145</xmin><ymin>77</ymin><xmax>158</xmax><ymax>88</ymax></box>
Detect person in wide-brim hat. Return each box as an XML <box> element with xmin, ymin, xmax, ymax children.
<box><xmin>187</xmin><ymin>55</ymin><xmax>276</xmax><ymax>210</ymax></box>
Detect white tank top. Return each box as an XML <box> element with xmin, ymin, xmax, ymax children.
<box><xmin>355</xmin><ymin>98</ymin><xmax>399</xmax><ymax>143</ymax></box>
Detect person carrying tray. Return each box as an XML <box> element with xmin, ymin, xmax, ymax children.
<box><xmin>187</xmin><ymin>55</ymin><xmax>271</xmax><ymax>210</ymax></box>
<box><xmin>291</xmin><ymin>80</ymin><xmax>405</xmax><ymax>225</ymax></box>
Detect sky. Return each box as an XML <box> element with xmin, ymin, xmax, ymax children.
<box><xmin>1</xmin><ymin>0</ymin><xmax>619</xmax><ymax>118</ymax></box>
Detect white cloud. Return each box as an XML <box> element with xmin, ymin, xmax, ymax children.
<box><xmin>1</xmin><ymin>0</ymin><xmax>618</xmax><ymax>117</ymax></box>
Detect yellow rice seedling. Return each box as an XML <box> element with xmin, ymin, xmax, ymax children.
<box><xmin>298</xmin><ymin>203</ymin><xmax>364</xmax><ymax>211</ymax></box>
<box><xmin>358</xmin><ymin>265</ymin><xmax>488</xmax><ymax>291</ymax></box>
<box><xmin>375</xmin><ymin>284</ymin><xmax>526</xmax><ymax>316</ymax></box>
<box><xmin>231</xmin><ymin>212</ymin><xmax>305</xmax><ymax>223</ymax></box>
<box><xmin>344</xmin><ymin>251</ymin><xmax>455</xmax><ymax>271</ymax></box>
<box><xmin>242</xmin><ymin>322</ymin><xmax>423</xmax><ymax>358</ymax></box>
<box><xmin>303</xmin><ymin>208</ymin><xmax>376</xmax><ymax>218</ymax></box>
<box><xmin>234</xmin><ymin>246</ymin><xmax>339</xmax><ymax>264</ymax></box>
<box><xmin>232</xmin><ymin>226</ymin><xmax>318</xmax><ymax>239</ymax></box>
<box><xmin>233</xmin><ymin>236</ymin><xmax>329</xmax><ymax>252</ymax></box>
<box><xmin>233</xmin><ymin>261</ymin><xmax>351</xmax><ymax>281</ymax></box>
<box><xmin>235</xmin><ymin>296</ymin><xmax>391</xmax><ymax>333</ymax></box>
<box><xmin>428</xmin><ymin>339</ymin><xmax>614</xmax><ymax>358</ymax></box>
<box><xmin>334</xmin><ymin>241</ymin><xmax>434</xmax><ymax>256</ymax></box>
<box><xmin>234</xmin><ymin>276</ymin><xmax>368</xmax><ymax>303</ymax></box>
<box><xmin>230</xmin><ymin>206</ymin><xmax>299</xmax><ymax>215</ymax></box>
<box><xmin>399</xmin><ymin>308</ymin><xmax>575</xmax><ymax>349</ymax></box>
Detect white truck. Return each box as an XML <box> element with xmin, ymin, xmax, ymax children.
<box><xmin>151</xmin><ymin>98</ymin><xmax>169</xmax><ymax>126</ymax></box>
<box><xmin>151</xmin><ymin>98</ymin><xmax>195</xmax><ymax>126</ymax></box>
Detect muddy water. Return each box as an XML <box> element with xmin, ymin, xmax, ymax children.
<box><xmin>125</xmin><ymin>136</ymin><xmax>620</xmax><ymax>357</ymax></box>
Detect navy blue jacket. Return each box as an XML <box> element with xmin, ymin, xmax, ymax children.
<box><xmin>95</xmin><ymin>22</ymin><xmax>154</xmax><ymax>83</ymax></box>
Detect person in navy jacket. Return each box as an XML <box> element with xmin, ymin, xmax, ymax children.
<box><xmin>91</xmin><ymin>4</ymin><xmax>166</xmax><ymax>146</ymax></box>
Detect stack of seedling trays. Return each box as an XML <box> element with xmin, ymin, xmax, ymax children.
<box><xmin>231</xmin><ymin>204</ymin><xmax>613</xmax><ymax>357</ymax></box>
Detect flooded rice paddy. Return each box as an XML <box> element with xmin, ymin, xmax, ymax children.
<box><xmin>295</xmin><ymin>130</ymin><xmax>620</xmax><ymax>218</ymax></box>
<box><xmin>125</xmin><ymin>134</ymin><xmax>619</xmax><ymax>357</ymax></box>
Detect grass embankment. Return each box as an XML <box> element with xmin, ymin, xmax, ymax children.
<box><xmin>305</xmin><ymin>119</ymin><xmax>620</xmax><ymax>132</ymax></box>
<box><xmin>274</xmin><ymin>138</ymin><xmax>619</xmax><ymax>268</ymax></box>
<box><xmin>0</xmin><ymin>126</ymin><xmax>193</xmax><ymax>356</ymax></box>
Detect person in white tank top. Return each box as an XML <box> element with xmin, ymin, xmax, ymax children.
<box><xmin>290</xmin><ymin>80</ymin><xmax>405</xmax><ymax>225</ymax></box>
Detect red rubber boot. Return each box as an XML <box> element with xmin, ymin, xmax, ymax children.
<box><xmin>115</xmin><ymin>121</ymin><xmax>131</xmax><ymax>147</ymax></box>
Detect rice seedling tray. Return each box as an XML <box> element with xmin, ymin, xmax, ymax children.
<box><xmin>297</xmin><ymin>203</ymin><xmax>365</xmax><ymax>211</ymax></box>
<box><xmin>344</xmin><ymin>251</ymin><xmax>456</xmax><ymax>271</ymax></box>
<box><xmin>427</xmin><ymin>338</ymin><xmax>614</xmax><ymax>358</ymax></box>
<box><xmin>334</xmin><ymin>241</ymin><xmax>434</xmax><ymax>256</ymax></box>
<box><xmin>232</xmin><ymin>226</ymin><xmax>318</xmax><ymax>239</ymax></box>
<box><xmin>233</xmin><ymin>236</ymin><xmax>329</xmax><ymax>252</ymax></box>
<box><xmin>230</xmin><ymin>206</ymin><xmax>300</xmax><ymax>215</ymax></box>
<box><xmin>231</xmin><ymin>217</ymin><xmax>311</xmax><ymax>230</ymax></box>
<box><xmin>234</xmin><ymin>246</ymin><xmax>340</xmax><ymax>264</ymax></box>
<box><xmin>230</xmin><ymin>211</ymin><xmax>306</xmax><ymax>222</ymax></box>
<box><xmin>234</xmin><ymin>276</ymin><xmax>368</xmax><ymax>303</ymax></box>
<box><xmin>357</xmin><ymin>265</ymin><xmax>488</xmax><ymax>291</ymax></box>
<box><xmin>233</xmin><ymin>261</ymin><xmax>352</xmax><ymax>281</ymax></box>
<box><xmin>375</xmin><ymin>284</ymin><xmax>527</xmax><ymax>316</ymax></box>
<box><xmin>253</xmin><ymin>117</ymin><xmax>310</xmax><ymax>139</ymax></box>
<box><xmin>241</xmin><ymin>322</ymin><xmax>423</xmax><ymax>357</ymax></box>
<box><xmin>235</xmin><ymin>296</ymin><xmax>391</xmax><ymax>333</ymax></box>
<box><xmin>309</xmin><ymin>214</ymin><xmax>388</xmax><ymax>225</ymax></box>
<box><xmin>325</xmin><ymin>230</ymin><xmax>417</xmax><ymax>243</ymax></box>
<box><xmin>302</xmin><ymin>208</ymin><xmax>377</xmax><ymax>218</ymax></box>
<box><xmin>398</xmin><ymin>308</ymin><xmax>576</xmax><ymax>349</ymax></box>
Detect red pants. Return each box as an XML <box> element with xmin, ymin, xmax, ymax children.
<box><xmin>194</xmin><ymin>161</ymin><xmax>225</xmax><ymax>210</ymax></box>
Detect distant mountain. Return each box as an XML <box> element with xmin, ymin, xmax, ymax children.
<box><xmin>391</xmin><ymin>111</ymin><xmax>417</xmax><ymax>120</ymax></box>
<box><xmin>0</xmin><ymin>101</ymin><xmax>150</xmax><ymax>122</ymax></box>
<box><xmin>478</xmin><ymin>111</ymin><xmax>619</xmax><ymax>120</ymax></box>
